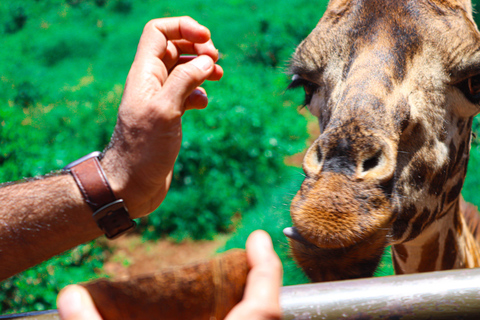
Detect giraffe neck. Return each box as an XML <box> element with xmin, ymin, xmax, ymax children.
<box><xmin>392</xmin><ymin>198</ymin><xmax>480</xmax><ymax>274</ymax></box>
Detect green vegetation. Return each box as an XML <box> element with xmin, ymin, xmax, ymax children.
<box><xmin>2</xmin><ymin>0</ymin><xmax>480</xmax><ymax>314</ymax></box>
<box><xmin>219</xmin><ymin>166</ymin><xmax>311</xmax><ymax>286</ymax></box>
<box><xmin>0</xmin><ymin>242</ymin><xmax>108</xmax><ymax>313</ymax></box>
<box><xmin>0</xmin><ymin>0</ymin><xmax>320</xmax><ymax>313</ymax></box>
<box><xmin>0</xmin><ymin>0</ymin><xmax>319</xmax><ymax>239</ymax></box>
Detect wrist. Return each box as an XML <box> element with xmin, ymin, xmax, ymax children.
<box><xmin>99</xmin><ymin>150</ymin><xmax>142</xmax><ymax>218</ymax></box>
<box><xmin>100</xmin><ymin>147</ymin><xmax>172</xmax><ymax>219</ymax></box>
<box><xmin>65</xmin><ymin>152</ymin><xmax>136</xmax><ymax>239</ymax></box>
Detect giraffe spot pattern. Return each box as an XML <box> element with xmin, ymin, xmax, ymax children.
<box><xmin>405</xmin><ymin>208</ymin><xmax>431</xmax><ymax>242</ymax></box>
<box><xmin>441</xmin><ymin>228</ymin><xmax>457</xmax><ymax>270</ymax></box>
<box><xmin>288</xmin><ymin>0</ymin><xmax>480</xmax><ymax>281</ymax></box>
<box><xmin>418</xmin><ymin>233</ymin><xmax>440</xmax><ymax>272</ymax></box>
<box><xmin>393</xmin><ymin>243</ymin><xmax>408</xmax><ymax>263</ymax></box>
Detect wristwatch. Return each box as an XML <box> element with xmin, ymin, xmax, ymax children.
<box><xmin>64</xmin><ymin>151</ymin><xmax>136</xmax><ymax>239</ymax></box>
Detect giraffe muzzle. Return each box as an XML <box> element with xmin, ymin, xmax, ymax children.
<box><xmin>303</xmin><ymin>129</ymin><xmax>397</xmax><ymax>183</ymax></box>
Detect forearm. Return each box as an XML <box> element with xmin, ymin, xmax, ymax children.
<box><xmin>0</xmin><ymin>16</ymin><xmax>223</xmax><ymax>283</ymax></box>
<box><xmin>0</xmin><ymin>173</ymin><xmax>102</xmax><ymax>280</ymax></box>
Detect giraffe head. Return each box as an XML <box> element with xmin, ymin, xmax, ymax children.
<box><xmin>285</xmin><ymin>0</ymin><xmax>480</xmax><ymax>281</ymax></box>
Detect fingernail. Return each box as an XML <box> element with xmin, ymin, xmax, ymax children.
<box><xmin>191</xmin><ymin>55</ymin><xmax>213</xmax><ymax>71</ymax></box>
<box><xmin>193</xmin><ymin>89</ymin><xmax>208</xmax><ymax>98</ymax></box>
<box><xmin>58</xmin><ymin>288</ymin><xmax>83</xmax><ymax>318</ymax></box>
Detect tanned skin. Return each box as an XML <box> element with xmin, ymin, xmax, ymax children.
<box><xmin>0</xmin><ymin>17</ymin><xmax>224</xmax><ymax>281</ymax></box>
<box><xmin>0</xmin><ymin>174</ymin><xmax>103</xmax><ymax>279</ymax></box>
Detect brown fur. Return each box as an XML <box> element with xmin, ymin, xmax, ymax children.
<box><xmin>287</xmin><ymin>0</ymin><xmax>480</xmax><ymax>282</ymax></box>
<box><xmin>460</xmin><ymin>197</ymin><xmax>480</xmax><ymax>241</ymax></box>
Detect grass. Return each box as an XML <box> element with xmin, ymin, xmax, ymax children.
<box><xmin>218</xmin><ymin>166</ymin><xmax>310</xmax><ymax>286</ymax></box>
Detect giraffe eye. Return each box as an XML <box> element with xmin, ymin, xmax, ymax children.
<box><xmin>288</xmin><ymin>75</ymin><xmax>320</xmax><ymax>106</ymax></box>
<box><xmin>458</xmin><ymin>74</ymin><xmax>480</xmax><ymax>103</ymax></box>
<box><xmin>468</xmin><ymin>76</ymin><xmax>480</xmax><ymax>97</ymax></box>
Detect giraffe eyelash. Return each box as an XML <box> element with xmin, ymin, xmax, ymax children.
<box><xmin>288</xmin><ymin>75</ymin><xmax>320</xmax><ymax>106</ymax></box>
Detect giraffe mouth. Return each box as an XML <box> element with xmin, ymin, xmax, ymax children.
<box><xmin>285</xmin><ymin>225</ymin><xmax>389</xmax><ymax>282</ymax></box>
<box><xmin>283</xmin><ymin>227</ymin><xmax>317</xmax><ymax>247</ymax></box>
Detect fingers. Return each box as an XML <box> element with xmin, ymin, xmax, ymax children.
<box><xmin>174</xmin><ymin>39</ymin><xmax>219</xmax><ymax>62</ymax></box>
<box><xmin>161</xmin><ymin>55</ymin><xmax>223</xmax><ymax>113</ymax></box>
<box><xmin>135</xmin><ymin>17</ymin><xmax>214</xmax><ymax>62</ymax></box>
<box><xmin>57</xmin><ymin>285</ymin><xmax>103</xmax><ymax>320</ymax></box>
<box><xmin>185</xmin><ymin>88</ymin><xmax>209</xmax><ymax>110</ymax></box>
<box><xmin>173</xmin><ymin>56</ymin><xmax>223</xmax><ymax>81</ymax></box>
<box><xmin>244</xmin><ymin>230</ymin><xmax>283</xmax><ymax>313</ymax></box>
<box><xmin>164</xmin><ymin>40</ymin><xmax>219</xmax><ymax>70</ymax></box>
<box><xmin>225</xmin><ymin>230</ymin><xmax>283</xmax><ymax>320</ymax></box>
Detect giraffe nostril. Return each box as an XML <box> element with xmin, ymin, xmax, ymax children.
<box><xmin>362</xmin><ymin>151</ymin><xmax>382</xmax><ymax>172</ymax></box>
<box><xmin>316</xmin><ymin>144</ymin><xmax>323</xmax><ymax>163</ymax></box>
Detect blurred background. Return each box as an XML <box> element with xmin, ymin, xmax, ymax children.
<box><xmin>1</xmin><ymin>0</ymin><xmax>480</xmax><ymax>314</ymax></box>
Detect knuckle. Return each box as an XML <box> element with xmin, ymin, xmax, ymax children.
<box><xmin>180</xmin><ymin>15</ymin><xmax>196</xmax><ymax>23</ymax></box>
<box><xmin>172</xmin><ymin>64</ymin><xmax>200</xmax><ymax>82</ymax></box>
<box><xmin>143</xmin><ymin>19</ymin><xmax>157</xmax><ymax>31</ymax></box>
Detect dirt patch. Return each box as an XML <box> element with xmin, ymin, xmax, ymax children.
<box><xmin>103</xmin><ymin>234</ymin><xmax>229</xmax><ymax>279</ymax></box>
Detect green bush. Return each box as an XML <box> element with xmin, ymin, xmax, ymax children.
<box><xmin>462</xmin><ymin>146</ymin><xmax>480</xmax><ymax>207</ymax></box>
<box><xmin>218</xmin><ymin>166</ymin><xmax>311</xmax><ymax>286</ymax></box>
<box><xmin>0</xmin><ymin>0</ymin><xmax>315</xmax><ymax>312</ymax></box>
<box><xmin>3</xmin><ymin>4</ymin><xmax>27</xmax><ymax>34</ymax></box>
<box><xmin>1</xmin><ymin>0</ymin><xmax>315</xmax><ymax>240</ymax></box>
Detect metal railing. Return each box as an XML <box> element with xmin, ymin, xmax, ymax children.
<box><xmin>2</xmin><ymin>268</ymin><xmax>480</xmax><ymax>319</ymax></box>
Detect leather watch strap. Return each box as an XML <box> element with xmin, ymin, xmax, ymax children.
<box><xmin>65</xmin><ymin>152</ymin><xmax>136</xmax><ymax>239</ymax></box>
<box><xmin>69</xmin><ymin>157</ymin><xmax>116</xmax><ymax>211</ymax></box>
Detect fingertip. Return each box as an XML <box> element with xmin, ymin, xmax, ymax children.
<box><xmin>180</xmin><ymin>16</ymin><xmax>211</xmax><ymax>43</ymax></box>
<box><xmin>207</xmin><ymin>64</ymin><xmax>224</xmax><ymax>81</ymax></box>
<box><xmin>247</xmin><ymin>230</ymin><xmax>273</xmax><ymax>251</ymax></box>
<box><xmin>57</xmin><ymin>285</ymin><xmax>102</xmax><ymax>320</ymax></box>
<box><xmin>199</xmin><ymin>24</ymin><xmax>211</xmax><ymax>41</ymax></box>
<box><xmin>57</xmin><ymin>286</ymin><xmax>82</xmax><ymax>318</ymax></box>
<box><xmin>246</xmin><ymin>230</ymin><xmax>282</xmax><ymax>275</ymax></box>
<box><xmin>190</xmin><ymin>55</ymin><xmax>214</xmax><ymax>71</ymax></box>
<box><xmin>185</xmin><ymin>89</ymin><xmax>209</xmax><ymax>110</ymax></box>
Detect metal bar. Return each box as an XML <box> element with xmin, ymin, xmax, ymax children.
<box><xmin>281</xmin><ymin>268</ymin><xmax>480</xmax><ymax>319</ymax></box>
<box><xmin>3</xmin><ymin>268</ymin><xmax>480</xmax><ymax>319</ymax></box>
<box><xmin>0</xmin><ymin>310</ymin><xmax>58</xmax><ymax>320</ymax></box>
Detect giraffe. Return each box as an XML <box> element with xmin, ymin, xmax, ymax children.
<box><xmin>283</xmin><ymin>0</ymin><xmax>480</xmax><ymax>282</ymax></box>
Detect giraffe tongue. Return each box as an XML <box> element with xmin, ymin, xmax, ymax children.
<box><xmin>283</xmin><ymin>227</ymin><xmax>315</xmax><ymax>247</ymax></box>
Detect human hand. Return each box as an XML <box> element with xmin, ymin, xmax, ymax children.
<box><xmin>100</xmin><ymin>16</ymin><xmax>223</xmax><ymax>218</ymax></box>
<box><xmin>225</xmin><ymin>230</ymin><xmax>283</xmax><ymax>320</ymax></box>
<box><xmin>57</xmin><ymin>285</ymin><xmax>102</xmax><ymax>320</ymax></box>
<box><xmin>57</xmin><ymin>230</ymin><xmax>282</xmax><ymax>320</ymax></box>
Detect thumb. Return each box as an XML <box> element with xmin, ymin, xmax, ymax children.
<box><xmin>57</xmin><ymin>285</ymin><xmax>103</xmax><ymax>320</ymax></box>
<box><xmin>161</xmin><ymin>55</ymin><xmax>215</xmax><ymax>113</ymax></box>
